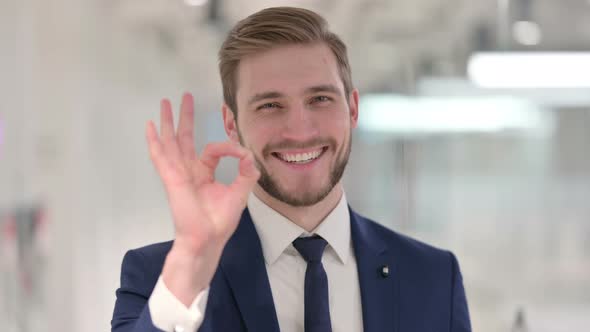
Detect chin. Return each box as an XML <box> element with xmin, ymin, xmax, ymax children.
<box><xmin>275</xmin><ymin>183</ymin><xmax>335</xmax><ymax>207</ymax></box>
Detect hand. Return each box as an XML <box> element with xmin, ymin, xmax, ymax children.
<box><xmin>146</xmin><ymin>92</ymin><xmax>260</xmax><ymax>305</ymax></box>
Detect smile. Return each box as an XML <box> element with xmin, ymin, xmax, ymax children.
<box><xmin>272</xmin><ymin>147</ymin><xmax>327</xmax><ymax>164</ymax></box>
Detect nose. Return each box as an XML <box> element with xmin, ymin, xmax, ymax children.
<box><xmin>281</xmin><ymin>103</ymin><xmax>319</xmax><ymax>142</ymax></box>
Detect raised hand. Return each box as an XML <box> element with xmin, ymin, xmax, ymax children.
<box><xmin>145</xmin><ymin>92</ymin><xmax>260</xmax><ymax>305</ymax></box>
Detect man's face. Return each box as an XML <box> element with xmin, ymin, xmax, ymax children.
<box><xmin>224</xmin><ymin>43</ymin><xmax>359</xmax><ymax>207</ymax></box>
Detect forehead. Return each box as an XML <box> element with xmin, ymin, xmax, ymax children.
<box><xmin>235</xmin><ymin>43</ymin><xmax>344</xmax><ymax>103</ymax></box>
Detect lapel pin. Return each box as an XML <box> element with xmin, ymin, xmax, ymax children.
<box><xmin>380</xmin><ymin>265</ymin><xmax>389</xmax><ymax>278</ymax></box>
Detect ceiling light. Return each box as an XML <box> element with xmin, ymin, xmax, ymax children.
<box><xmin>359</xmin><ymin>94</ymin><xmax>552</xmax><ymax>135</ymax></box>
<box><xmin>184</xmin><ymin>0</ymin><xmax>208</xmax><ymax>6</ymax></box>
<box><xmin>468</xmin><ymin>52</ymin><xmax>590</xmax><ymax>88</ymax></box>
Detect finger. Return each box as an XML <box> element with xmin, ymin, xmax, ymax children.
<box><xmin>231</xmin><ymin>149</ymin><xmax>260</xmax><ymax>192</ymax></box>
<box><xmin>160</xmin><ymin>99</ymin><xmax>175</xmax><ymax>141</ymax></box>
<box><xmin>159</xmin><ymin>98</ymin><xmax>185</xmax><ymax>162</ymax></box>
<box><xmin>148</xmin><ymin>120</ymin><xmax>192</xmax><ymax>188</ymax></box>
<box><xmin>177</xmin><ymin>92</ymin><xmax>196</xmax><ymax>160</ymax></box>
<box><xmin>199</xmin><ymin>142</ymin><xmax>250</xmax><ymax>171</ymax></box>
<box><xmin>146</xmin><ymin>120</ymin><xmax>167</xmax><ymax>172</ymax></box>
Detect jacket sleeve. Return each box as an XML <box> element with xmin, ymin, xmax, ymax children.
<box><xmin>111</xmin><ymin>249</ymin><xmax>164</xmax><ymax>332</ymax></box>
<box><xmin>449</xmin><ymin>252</ymin><xmax>472</xmax><ymax>332</ymax></box>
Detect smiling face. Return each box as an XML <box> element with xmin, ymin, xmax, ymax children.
<box><xmin>223</xmin><ymin>43</ymin><xmax>359</xmax><ymax>207</ymax></box>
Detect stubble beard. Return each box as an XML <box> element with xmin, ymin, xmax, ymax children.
<box><xmin>238</xmin><ymin>130</ymin><xmax>352</xmax><ymax>207</ymax></box>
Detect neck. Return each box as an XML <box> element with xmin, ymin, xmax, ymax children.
<box><xmin>252</xmin><ymin>183</ymin><xmax>344</xmax><ymax>232</ymax></box>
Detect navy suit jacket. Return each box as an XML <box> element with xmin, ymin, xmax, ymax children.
<box><xmin>112</xmin><ymin>207</ymin><xmax>471</xmax><ymax>332</ymax></box>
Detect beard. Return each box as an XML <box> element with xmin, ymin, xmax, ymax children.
<box><xmin>238</xmin><ymin>130</ymin><xmax>352</xmax><ymax>207</ymax></box>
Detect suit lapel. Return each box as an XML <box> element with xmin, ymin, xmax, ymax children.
<box><xmin>219</xmin><ymin>209</ymin><xmax>280</xmax><ymax>332</ymax></box>
<box><xmin>350</xmin><ymin>208</ymin><xmax>399</xmax><ymax>332</ymax></box>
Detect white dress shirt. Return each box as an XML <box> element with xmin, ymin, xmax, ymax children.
<box><xmin>148</xmin><ymin>192</ymin><xmax>364</xmax><ymax>332</ymax></box>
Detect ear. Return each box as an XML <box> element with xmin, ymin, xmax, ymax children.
<box><xmin>222</xmin><ymin>103</ymin><xmax>240</xmax><ymax>143</ymax></box>
<box><xmin>348</xmin><ymin>88</ymin><xmax>359</xmax><ymax>129</ymax></box>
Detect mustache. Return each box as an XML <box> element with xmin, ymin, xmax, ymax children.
<box><xmin>262</xmin><ymin>137</ymin><xmax>337</xmax><ymax>156</ymax></box>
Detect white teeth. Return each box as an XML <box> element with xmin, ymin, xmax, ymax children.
<box><xmin>277</xmin><ymin>149</ymin><xmax>323</xmax><ymax>163</ymax></box>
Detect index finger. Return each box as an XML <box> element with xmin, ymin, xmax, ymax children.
<box><xmin>199</xmin><ymin>142</ymin><xmax>251</xmax><ymax>171</ymax></box>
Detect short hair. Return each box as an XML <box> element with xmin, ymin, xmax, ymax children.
<box><xmin>218</xmin><ymin>6</ymin><xmax>353</xmax><ymax>117</ymax></box>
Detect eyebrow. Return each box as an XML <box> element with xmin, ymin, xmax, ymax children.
<box><xmin>247</xmin><ymin>84</ymin><xmax>342</xmax><ymax>106</ymax></box>
<box><xmin>304</xmin><ymin>84</ymin><xmax>341</xmax><ymax>95</ymax></box>
<box><xmin>247</xmin><ymin>91</ymin><xmax>284</xmax><ymax>106</ymax></box>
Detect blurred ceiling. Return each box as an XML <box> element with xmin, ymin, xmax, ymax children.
<box><xmin>106</xmin><ymin>0</ymin><xmax>590</xmax><ymax>93</ymax></box>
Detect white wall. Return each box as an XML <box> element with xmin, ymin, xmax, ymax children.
<box><xmin>1</xmin><ymin>1</ymin><xmax>589</xmax><ymax>332</ymax></box>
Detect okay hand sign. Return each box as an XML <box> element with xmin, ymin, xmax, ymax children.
<box><xmin>146</xmin><ymin>93</ymin><xmax>260</xmax><ymax>303</ymax></box>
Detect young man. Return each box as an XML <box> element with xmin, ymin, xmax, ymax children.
<box><xmin>112</xmin><ymin>7</ymin><xmax>471</xmax><ymax>332</ymax></box>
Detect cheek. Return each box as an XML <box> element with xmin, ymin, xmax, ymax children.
<box><xmin>238</xmin><ymin>119</ymin><xmax>276</xmax><ymax>150</ymax></box>
<box><xmin>319</xmin><ymin>111</ymin><xmax>350</xmax><ymax>135</ymax></box>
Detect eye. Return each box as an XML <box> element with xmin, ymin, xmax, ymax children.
<box><xmin>257</xmin><ymin>102</ymin><xmax>280</xmax><ymax>110</ymax></box>
<box><xmin>310</xmin><ymin>95</ymin><xmax>332</xmax><ymax>104</ymax></box>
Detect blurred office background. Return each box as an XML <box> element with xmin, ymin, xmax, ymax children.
<box><xmin>1</xmin><ymin>0</ymin><xmax>589</xmax><ymax>331</ymax></box>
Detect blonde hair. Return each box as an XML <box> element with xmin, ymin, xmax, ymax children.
<box><xmin>218</xmin><ymin>7</ymin><xmax>353</xmax><ymax>117</ymax></box>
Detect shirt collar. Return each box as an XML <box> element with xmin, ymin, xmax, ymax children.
<box><xmin>247</xmin><ymin>191</ymin><xmax>351</xmax><ymax>265</ymax></box>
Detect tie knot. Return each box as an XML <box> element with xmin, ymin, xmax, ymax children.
<box><xmin>292</xmin><ymin>235</ymin><xmax>328</xmax><ymax>263</ymax></box>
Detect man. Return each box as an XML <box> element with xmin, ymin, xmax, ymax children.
<box><xmin>111</xmin><ymin>6</ymin><xmax>471</xmax><ymax>332</ymax></box>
